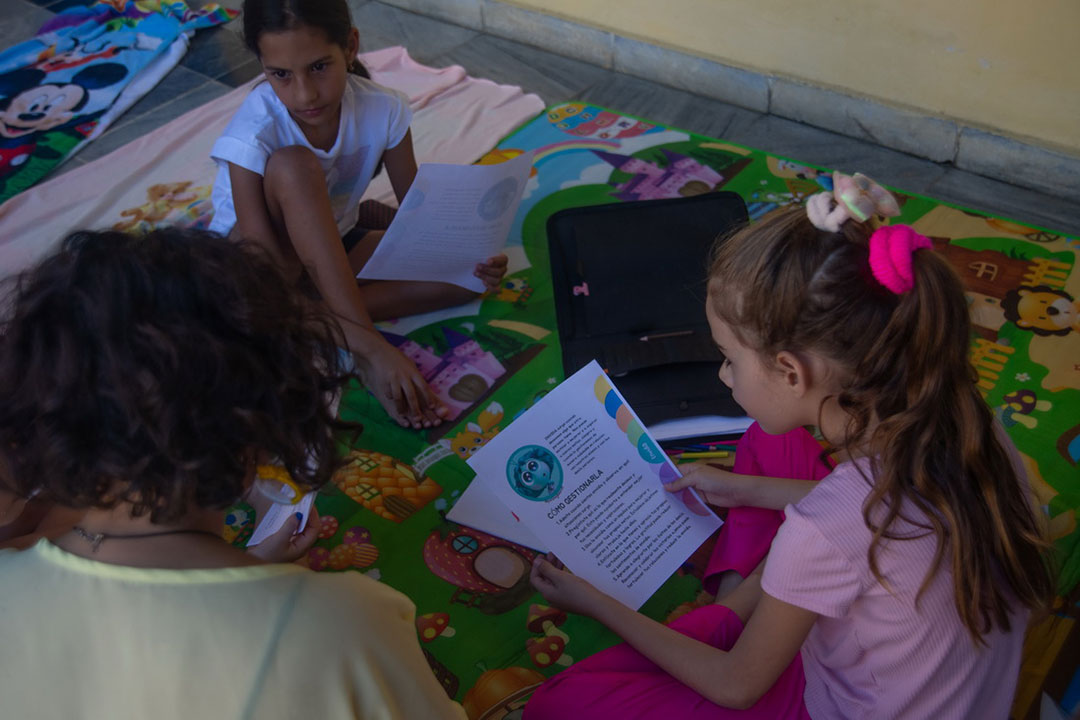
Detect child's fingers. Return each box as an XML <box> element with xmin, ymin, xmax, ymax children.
<box><xmin>530</xmin><ymin>555</ymin><xmax>561</xmax><ymax>592</ymax></box>
<box><xmin>396</xmin><ymin>378</ymin><xmax>425</xmax><ymax>429</ymax></box>
<box><xmin>293</xmin><ymin>508</ymin><xmax>320</xmax><ymax>547</ymax></box>
<box><xmin>386</xmin><ymin>381</ymin><xmax>410</xmax><ymax>427</ymax></box>
<box><xmin>415</xmin><ymin>379</ymin><xmax>446</xmax><ymax>426</ymax></box>
<box><xmin>663</xmin><ymin>474</ymin><xmax>695</xmax><ymax>492</ymax></box>
<box><xmin>474</xmin><ymin>255</ymin><xmax>509</xmax><ymax>287</ymax></box>
<box><xmin>663</xmin><ymin>464</ymin><xmax>700</xmax><ymax>492</ymax></box>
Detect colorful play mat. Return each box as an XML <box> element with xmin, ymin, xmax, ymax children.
<box><xmin>225</xmin><ymin>104</ymin><xmax>1078</xmax><ymax>719</ymax></box>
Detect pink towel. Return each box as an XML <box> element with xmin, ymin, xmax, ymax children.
<box><xmin>0</xmin><ymin>46</ymin><xmax>544</xmax><ymax>277</ymax></box>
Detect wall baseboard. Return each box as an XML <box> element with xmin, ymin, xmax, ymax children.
<box><xmin>379</xmin><ymin>0</ymin><xmax>1080</xmax><ymax>202</ymax></box>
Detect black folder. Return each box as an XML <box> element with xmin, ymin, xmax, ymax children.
<box><xmin>547</xmin><ymin>193</ymin><xmax>749</xmax><ymax>426</ymax></box>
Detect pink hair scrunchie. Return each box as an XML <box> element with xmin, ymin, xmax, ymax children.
<box><xmin>868</xmin><ymin>225</ymin><xmax>933</xmax><ymax>294</ymax></box>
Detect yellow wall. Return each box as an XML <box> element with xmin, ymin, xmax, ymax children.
<box><xmin>508</xmin><ymin>0</ymin><xmax>1079</xmax><ymax>152</ymax></box>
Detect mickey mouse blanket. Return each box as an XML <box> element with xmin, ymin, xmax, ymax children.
<box><xmin>0</xmin><ymin>0</ymin><xmax>235</xmax><ymax>204</ymax></box>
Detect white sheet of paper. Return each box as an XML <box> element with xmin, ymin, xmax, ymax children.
<box><xmin>358</xmin><ymin>151</ymin><xmax>535</xmax><ymax>292</ymax></box>
<box><xmin>447</xmin><ymin>481</ymin><xmax>548</xmax><ymax>552</ymax></box>
<box><xmin>467</xmin><ymin>361</ymin><xmax>722</xmax><ymax>610</ymax></box>
<box><xmin>648</xmin><ymin>414</ymin><xmax>754</xmax><ymax>442</ymax></box>
<box><xmin>246</xmin><ymin>492</ymin><xmax>314</xmax><ymax>548</ymax></box>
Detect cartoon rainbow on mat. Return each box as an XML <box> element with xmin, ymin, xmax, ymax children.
<box><xmin>527</xmin><ymin>140</ymin><xmax>622</xmax><ymax>165</ymax></box>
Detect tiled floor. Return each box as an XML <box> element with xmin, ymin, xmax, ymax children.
<box><xmin>6</xmin><ymin>0</ymin><xmax>1080</xmax><ymax>235</ymax></box>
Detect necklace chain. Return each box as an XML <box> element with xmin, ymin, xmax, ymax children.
<box><xmin>71</xmin><ymin>526</ymin><xmax>223</xmax><ymax>553</ymax></box>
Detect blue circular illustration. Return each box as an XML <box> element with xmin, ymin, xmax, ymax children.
<box><xmin>400</xmin><ymin>188</ymin><xmax>426</xmax><ymax>211</ymax></box>
<box><xmin>506</xmin><ymin>445</ymin><xmax>563</xmax><ymax>502</ymax></box>
<box><xmin>477</xmin><ymin>177</ymin><xmax>519</xmax><ymax>220</ymax></box>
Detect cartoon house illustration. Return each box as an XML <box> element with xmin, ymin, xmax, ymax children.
<box><xmin>382</xmin><ymin>329</ymin><xmax>507</xmax><ymax>419</ymax></box>
<box><xmin>423</xmin><ymin>522</ymin><xmax>538</xmax><ymax>615</ymax></box>
<box><xmin>592</xmin><ymin>149</ymin><xmax>727</xmax><ymax>202</ymax></box>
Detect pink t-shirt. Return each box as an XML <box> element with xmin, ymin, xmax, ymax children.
<box><xmin>762</xmin><ymin>459</ymin><xmax>1026</xmax><ymax>720</ymax></box>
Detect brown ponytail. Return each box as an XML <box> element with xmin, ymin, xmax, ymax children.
<box><xmin>709</xmin><ymin>204</ymin><xmax>1053</xmax><ymax>642</ymax></box>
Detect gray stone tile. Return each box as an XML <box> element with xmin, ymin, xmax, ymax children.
<box><xmin>927</xmin><ymin>168</ymin><xmax>1080</xmax><ymax>237</ymax></box>
<box><xmin>377</xmin><ymin>0</ymin><xmax>482</xmax><ymax>30</ymax></box>
<box><xmin>573</xmin><ymin>73</ymin><xmax>738</xmax><ymax>140</ymax></box>
<box><xmin>717</xmin><ymin>108</ymin><xmax>948</xmax><ymax>197</ymax></box>
<box><xmin>180</xmin><ymin>25</ymin><xmax>256</xmax><ymax>81</ymax></box>
<box><xmin>216</xmin><ymin>57</ymin><xmax>262</xmax><ymax>88</ymax></box>
<box><xmin>0</xmin><ymin>0</ymin><xmax>52</xmax><ymax>48</ymax></box>
<box><xmin>431</xmin><ymin>34</ymin><xmax>612</xmax><ymax>104</ymax></box>
<box><xmin>956</xmin><ymin>128</ymin><xmax>1080</xmax><ymax>203</ymax></box>
<box><xmin>613</xmin><ymin>36</ymin><xmax>769</xmax><ymax>114</ymax></box>
<box><xmin>353</xmin><ymin>2</ymin><xmax>478</xmax><ymax>64</ymax></box>
<box><xmin>35</xmin><ymin>0</ymin><xmax>82</xmax><ymax>12</ymax></box>
<box><xmin>721</xmin><ymin>108</ymin><xmax>855</xmax><ymax>167</ymax></box>
<box><xmin>481</xmin><ymin>0</ymin><xmax>613</xmax><ymax>68</ymax></box>
<box><xmin>108</xmin><ymin>65</ymin><xmax>211</xmax><ymax>127</ymax></box>
<box><xmin>189</xmin><ymin>0</ymin><xmax>243</xmax><ymax>15</ymax></box>
<box><xmin>345</xmin><ymin>0</ymin><xmax>371</xmax><ymax>23</ymax></box>
<box><xmin>770</xmin><ymin>78</ymin><xmax>958</xmax><ymax>163</ymax></box>
<box><xmin>76</xmin><ymin>78</ymin><xmax>230</xmax><ymax>162</ymax></box>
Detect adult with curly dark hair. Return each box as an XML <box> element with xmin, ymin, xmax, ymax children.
<box><xmin>0</xmin><ymin>228</ymin><xmax>465</xmax><ymax>719</ymax></box>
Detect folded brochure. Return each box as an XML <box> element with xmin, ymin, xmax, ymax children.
<box><xmin>357</xmin><ymin>151</ymin><xmax>534</xmax><ymax>292</ymax></box>
<box><xmin>460</xmin><ymin>360</ymin><xmax>722</xmax><ymax>610</ymax></box>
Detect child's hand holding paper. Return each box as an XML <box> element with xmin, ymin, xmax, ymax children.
<box><xmin>358</xmin><ymin>152</ymin><xmax>534</xmax><ymax>292</ymax></box>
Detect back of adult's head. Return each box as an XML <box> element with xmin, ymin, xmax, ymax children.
<box><xmin>0</xmin><ymin>228</ymin><xmax>353</xmax><ymax>523</ymax></box>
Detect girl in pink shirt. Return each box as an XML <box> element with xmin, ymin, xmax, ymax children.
<box><xmin>524</xmin><ymin>173</ymin><xmax>1053</xmax><ymax>719</ymax></box>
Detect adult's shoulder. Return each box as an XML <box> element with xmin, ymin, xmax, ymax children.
<box><xmin>294</xmin><ymin>568</ymin><xmax>414</xmax><ymax>619</ymax></box>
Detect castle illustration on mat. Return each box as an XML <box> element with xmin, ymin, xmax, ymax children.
<box><xmin>592</xmin><ymin>148</ymin><xmax>746</xmax><ymax>202</ymax></box>
<box><xmin>382</xmin><ymin>328</ymin><xmax>506</xmax><ymax>420</ymax></box>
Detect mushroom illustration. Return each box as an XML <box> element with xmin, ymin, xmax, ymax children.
<box><xmin>526</xmin><ymin>635</ymin><xmax>572</xmax><ymax>668</ymax></box>
<box><xmin>304</xmin><ymin>546</ymin><xmax>330</xmax><ymax>571</ymax></box>
<box><xmin>416</xmin><ymin>612</ymin><xmax>456</xmax><ymax>643</ymax></box>
<box><xmin>328</xmin><ymin>544</ymin><xmax>354</xmax><ymax>570</ymax></box>
<box><xmin>317</xmin><ymin>515</ymin><xmax>339</xmax><ymax>540</ymax></box>
<box><xmin>526</xmin><ymin>604</ymin><xmax>569</xmax><ymax>643</ymax></box>
<box><xmin>349</xmin><ymin>542</ymin><xmax>379</xmax><ymax>568</ymax></box>
<box><xmin>342</xmin><ymin>526</ymin><xmax>372</xmax><ymax>545</ymax></box>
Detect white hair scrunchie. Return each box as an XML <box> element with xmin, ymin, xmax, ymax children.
<box><xmin>806</xmin><ymin>171</ymin><xmax>901</xmax><ymax>232</ymax></box>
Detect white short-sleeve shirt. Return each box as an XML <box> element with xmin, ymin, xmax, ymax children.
<box><xmin>208</xmin><ymin>74</ymin><xmax>412</xmax><ymax>236</ymax></box>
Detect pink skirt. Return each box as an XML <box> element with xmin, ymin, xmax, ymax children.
<box><xmin>703</xmin><ymin>424</ymin><xmax>831</xmax><ymax>591</ymax></box>
<box><xmin>523</xmin><ymin>604</ymin><xmax>810</xmax><ymax>719</ymax></box>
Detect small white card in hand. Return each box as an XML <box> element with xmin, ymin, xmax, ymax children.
<box><xmin>447</xmin><ymin>480</ymin><xmax>548</xmax><ymax>552</ymax></box>
<box><xmin>246</xmin><ymin>492</ymin><xmax>314</xmax><ymax>547</ymax></box>
<box><xmin>357</xmin><ymin>151</ymin><xmax>534</xmax><ymax>292</ymax></box>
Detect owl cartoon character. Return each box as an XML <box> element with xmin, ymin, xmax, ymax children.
<box><xmin>506</xmin><ymin>446</ymin><xmax>562</xmax><ymax>502</ymax></box>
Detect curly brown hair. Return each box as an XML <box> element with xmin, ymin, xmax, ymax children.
<box><xmin>0</xmin><ymin>228</ymin><xmax>358</xmax><ymax>523</ymax></box>
<box><xmin>709</xmin><ymin>204</ymin><xmax>1053</xmax><ymax>643</ymax></box>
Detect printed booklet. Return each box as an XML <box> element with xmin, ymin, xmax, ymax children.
<box><xmin>456</xmin><ymin>360</ymin><xmax>722</xmax><ymax>609</ymax></box>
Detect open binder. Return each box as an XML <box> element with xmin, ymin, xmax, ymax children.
<box><xmin>547</xmin><ymin>193</ymin><xmax>750</xmax><ymax>427</ymax></box>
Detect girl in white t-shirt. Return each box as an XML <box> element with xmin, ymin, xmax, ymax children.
<box><xmin>524</xmin><ymin>173</ymin><xmax>1054</xmax><ymax>719</ymax></box>
<box><xmin>209</xmin><ymin>0</ymin><xmax>508</xmax><ymax>430</ymax></box>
